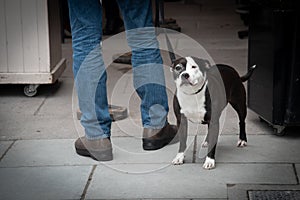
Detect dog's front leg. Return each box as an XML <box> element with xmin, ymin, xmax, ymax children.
<box><xmin>203</xmin><ymin>121</ymin><xmax>219</xmax><ymax>169</ymax></box>
<box><xmin>172</xmin><ymin>95</ymin><xmax>188</xmax><ymax>165</ymax></box>
<box><xmin>172</xmin><ymin>114</ymin><xmax>188</xmax><ymax>165</ymax></box>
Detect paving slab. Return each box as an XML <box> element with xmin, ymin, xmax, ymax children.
<box><xmin>34</xmin><ymin>78</ymin><xmax>74</xmax><ymax>117</ymax></box>
<box><xmin>0</xmin><ymin>137</ymin><xmax>195</xmax><ymax>168</ymax></box>
<box><xmin>0</xmin><ymin>141</ymin><xmax>13</xmax><ymax>159</ymax></box>
<box><xmin>0</xmin><ymin>114</ymin><xmax>78</xmax><ymax>140</ymax></box>
<box><xmin>196</xmin><ymin>135</ymin><xmax>300</xmax><ymax>164</ymax></box>
<box><xmin>87</xmin><ymin>164</ymin><xmax>226</xmax><ymax>199</ymax></box>
<box><xmin>0</xmin><ymin>166</ymin><xmax>91</xmax><ymax>200</ymax></box>
<box><xmin>0</xmin><ymin>86</ymin><xmax>46</xmax><ymax>115</ymax></box>
<box><xmin>0</xmin><ymin>79</ymin><xmax>78</xmax><ymax>140</ymax></box>
<box><xmin>86</xmin><ymin>163</ymin><xmax>296</xmax><ymax>199</ymax></box>
<box><xmin>0</xmin><ymin>139</ymin><xmax>97</xmax><ymax>167</ymax></box>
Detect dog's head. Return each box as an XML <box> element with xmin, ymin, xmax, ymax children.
<box><xmin>171</xmin><ymin>56</ymin><xmax>210</xmax><ymax>94</ymax></box>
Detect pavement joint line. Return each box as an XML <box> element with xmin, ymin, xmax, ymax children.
<box><xmin>80</xmin><ymin>165</ymin><xmax>97</xmax><ymax>200</ymax></box>
<box><xmin>33</xmin><ymin>97</ymin><xmax>48</xmax><ymax>116</ymax></box>
<box><xmin>192</xmin><ymin>135</ymin><xmax>198</xmax><ymax>163</ymax></box>
<box><xmin>0</xmin><ymin>162</ymin><xmax>298</xmax><ymax>169</ymax></box>
<box><xmin>0</xmin><ymin>140</ymin><xmax>16</xmax><ymax>162</ymax></box>
<box><xmin>292</xmin><ymin>163</ymin><xmax>300</xmax><ymax>185</ymax></box>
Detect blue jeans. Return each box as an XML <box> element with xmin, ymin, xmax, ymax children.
<box><xmin>68</xmin><ymin>0</ymin><xmax>169</xmax><ymax>139</ymax></box>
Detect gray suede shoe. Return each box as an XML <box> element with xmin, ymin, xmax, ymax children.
<box><xmin>75</xmin><ymin>137</ymin><xmax>113</xmax><ymax>161</ymax></box>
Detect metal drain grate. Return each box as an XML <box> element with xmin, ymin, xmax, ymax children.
<box><xmin>248</xmin><ymin>190</ymin><xmax>300</xmax><ymax>200</ymax></box>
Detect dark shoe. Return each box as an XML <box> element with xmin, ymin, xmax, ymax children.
<box><xmin>75</xmin><ymin>137</ymin><xmax>113</xmax><ymax>161</ymax></box>
<box><xmin>142</xmin><ymin>123</ymin><xmax>179</xmax><ymax>151</ymax></box>
<box><xmin>112</xmin><ymin>52</ymin><xmax>132</xmax><ymax>65</ymax></box>
<box><xmin>76</xmin><ymin>104</ymin><xmax>128</xmax><ymax>121</ymax></box>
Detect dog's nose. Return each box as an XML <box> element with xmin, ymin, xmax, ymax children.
<box><xmin>182</xmin><ymin>73</ymin><xmax>190</xmax><ymax>79</ymax></box>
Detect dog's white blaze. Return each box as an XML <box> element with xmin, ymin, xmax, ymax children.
<box><xmin>185</xmin><ymin>57</ymin><xmax>203</xmax><ymax>86</ymax></box>
<box><xmin>186</xmin><ymin>57</ymin><xmax>198</xmax><ymax>69</ymax></box>
<box><xmin>177</xmin><ymin>86</ymin><xmax>207</xmax><ymax>123</ymax></box>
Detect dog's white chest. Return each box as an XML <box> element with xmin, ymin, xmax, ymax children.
<box><xmin>177</xmin><ymin>90</ymin><xmax>207</xmax><ymax>123</ymax></box>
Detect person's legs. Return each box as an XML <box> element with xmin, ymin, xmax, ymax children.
<box><xmin>117</xmin><ymin>0</ymin><xmax>169</xmax><ymax>129</ymax></box>
<box><xmin>117</xmin><ymin>0</ymin><xmax>178</xmax><ymax>150</ymax></box>
<box><xmin>68</xmin><ymin>0</ymin><xmax>111</xmax><ymax>140</ymax></box>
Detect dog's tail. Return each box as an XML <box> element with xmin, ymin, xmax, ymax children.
<box><xmin>240</xmin><ymin>65</ymin><xmax>257</xmax><ymax>82</ymax></box>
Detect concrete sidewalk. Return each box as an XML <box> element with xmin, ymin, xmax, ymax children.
<box><xmin>1</xmin><ymin>0</ymin><xmax>300</xmax><ymax>199</ymax></box>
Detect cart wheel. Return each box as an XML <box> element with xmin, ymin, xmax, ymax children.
<box><xmin>24</xmin><ymin>84</ymin><xmax>38</xmax><ymax>97</ymax></box>
<box><xmin>274</xmin><ymin>126</ymin><xmax>286</xmax><ymax>136</ymax></box>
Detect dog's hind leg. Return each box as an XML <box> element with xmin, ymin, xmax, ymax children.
<box><xmin>230</xmin><ymin>99</ymin><xmax>247</xmax><ymax>147</ymax></box>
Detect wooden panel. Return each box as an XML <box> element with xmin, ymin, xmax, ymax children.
<box><xmin>0</xmin><ymin>0</ymin><xmax>8</xmax><ymax>72</ymax></box>
<box><xmin>0</xmin><ymin>58</ymin><xmax>66</xmax><ymax>84</ymax></box>
<box><xmin>37</xmin><ymin>0</ymin><xmax>50</xmax><ymax>72</ymax></box>
<box><xmin>21</xmin><ymin>0</ymin><xmax>39</xmax><ymax>72</ymax></box>
<box><xmin>5</xmin><ymin>0</ymin><xmax>24</xmax><ymax>73</ymax></box>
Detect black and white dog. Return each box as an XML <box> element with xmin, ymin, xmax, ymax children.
<box><xmin>170</xmin><ymin>56</ymin><xmax>256</xmax><ymax>169</ymax></box>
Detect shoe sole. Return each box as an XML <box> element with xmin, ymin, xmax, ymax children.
<box><xmin>143</xmin><ymin>142</ymin><xmax>167</xmax><ymax>151</ymax></box>
<box><xmin>76</xmin><ymin>148</ymin><xmax>113</xmax><ymax>161</ymax></box>
<box><xmin>143</xmin><ymin>137</ymin><xmax>179</xmax><ymax>151</ymax></box>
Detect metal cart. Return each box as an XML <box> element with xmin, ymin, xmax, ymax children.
<box><xmin>248</xmin><ymin>0</ymin><xmax>300</xmax><ymax>135</ymax></box>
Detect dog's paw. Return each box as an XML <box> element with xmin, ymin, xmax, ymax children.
<box><xmin>202</xmin><ymin>157</ymin><xmax>215</xmax><ymax>170</ymax></box>
<box><xmin>237</xmin><ymin>139</ymin><xmax>247</xmax><ymax>147</ymax></box>
<box><xmin>172</xmin><ymin>153</ymin><xmax>185</xmax><ymax>165</ymax></box>
<box><xmin>201</xmin><ymin>141</ymin><xmax>208</xmax><ymax>148</ymax></box>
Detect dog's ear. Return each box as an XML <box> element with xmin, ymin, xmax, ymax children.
<box><xmin>191</xmin><ymin>57</ymin><xmax>211</xmax><ymax>71</ymax></box>
<box><xmin>170</xmin><ymin>62</ymin><xmax>174</xmax><ymax>72</ymax></box>
<box><xmin>203</xmin><ymin>59</ymin><xmax>211</xmax><ymax>69</ymax></box>
<box><xmin>170</xmin><ymin>58</ymin><xmax>180</xmax><ymax>72</ymax></box>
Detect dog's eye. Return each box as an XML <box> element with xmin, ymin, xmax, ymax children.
<box><xmin>175</xmin><ymin>64</ymin><xmax>182</xmax><ymax>71</ymax></box>
<box><xmin>192</xmin><ymin>66</ymin><xmax>197</xmax><ymax>69</ymax></box>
